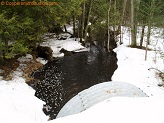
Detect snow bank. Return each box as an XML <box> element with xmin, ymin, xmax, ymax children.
<box><xmin>0</xmin><ymin>78</ymin><xmax>48</xmax><ymax>123</ymax></box>
<box><xmin>51</xmin><ymin>97</ymin><xmax>164</xmax><ymax>123</ymax></box>
<box><xmin>112</xmin><ymin>26</ymin><xmax>164</xmax><ymax>97</ymax></box>
<box><xmin>57</xmin><ymin>81</ymin><xmax>148</xmax><ymax>118</ymax></box>
<box><xmin>41</xmin><ymin>35</ymin><xmax>88</xmax><ymax>57</ymax></box>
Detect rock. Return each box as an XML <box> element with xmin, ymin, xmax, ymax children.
<box><xmin>36</xmin><ymin>46</ymin><xmax>53</xmax><ymax>61</ymax></box>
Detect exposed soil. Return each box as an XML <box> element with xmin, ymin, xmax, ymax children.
<box><xmin>0</xmin><ymin>55</ymin><xmax>43</xmax><ymax>82</ymax></box>
<box><xmin>0</xmin><ymin>57</ymin><xmax>20</xmax><ymax>80</ymax></box>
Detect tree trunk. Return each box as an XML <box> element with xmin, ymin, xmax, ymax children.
<box><xmin>147</xmin><ymin>4</ymin><xmax>154</xmax><ymax>44</ymax></box>
<box><xmin>107</xmin><ymin>0</ymin><xmax>112</xmax><ymax>52</ymax></box>
<box><xmin>119</xmin><ymin>0</ymin><xmax>127</xmax><ymax>44</ymax></box>
<box><xmin>140</xmin><ymin>23</ymin><xmax>145</xmax><ymax>48</ymax></box>
<box><xmin>64</xmin><ymin>25</ymin><xmax>67</xmax><ymax>32</ymax></box>
<box><xmin>145</xmin><ymin>0</ymin><xmax>155</xmax><ymax>61</ymax></box>
<box><xmin>147</xmin><ymin>24</ymin><xmax>151</xmax><ymax>45</ymax></box>
<box><xmin>113</xmin><ymin>0</ymin><xmax>117</xmax><ymax>41</ymax></box>
<box><xmin>72</xmin><ymin>11</ymin><xmax>76</xmax><ymax>37</ymax></box>
<box><xmin>84</xmin><ymin>0</ymin><xmax>93</xmax><ymax>44</ymax></box>
<box><xmin>130</xmin><ymin>0</ymin><xmax>137</xmax><ymax>46</ymax></box>
<box><xmin>80</xmin><ymin>2</ymin><xmax>85</xmax><ymax>43</ymax></box>
<box><xmin>77</xmin><ymin>17</ymin><xmax>80</xmax><ymax>41</ymax></box>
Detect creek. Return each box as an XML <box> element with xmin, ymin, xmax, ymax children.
<box><xmin>29</xmin><ymin>44</ymin><xmax>118</xmax><ymax>120</ymax></box>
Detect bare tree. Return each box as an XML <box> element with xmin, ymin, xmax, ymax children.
<box><xmin>119</xmin><ymin>0</ymin><xmax>127</xmax><ymax>44</ymax></box>
<box><xmin>107</xmin><ymin>0</ymin><xmax>112</xmax><ymax>52</ymax></box>
<box><xmin>145</xmin><ymin>0</ymin><xmax>155</xmax><ymax>61</ymax></box>
<box><xmin>140</xmin><ymin>22</ymin><xmax>146</xmax><ymax>48</ymax></box>
<box><xmin>72</xmin><ymin>11</ymin><xmax>76</xmax><ymax>37</ymax></box>
<box><xmin>80</xmin><ymin>2</ymin><xmax>86</xmax><ymax>43</ymax></box>
<box><xmin>84</xmin><ymin>0</ymin><xmax>93</xmax><ymax>44</ymax></box>
<box><xmin>130</xmin><ymin>0</ymin><xmax>137</xmax><ymax>46</ymax></box>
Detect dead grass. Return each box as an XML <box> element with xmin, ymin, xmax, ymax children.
<box><xmin>23</xmin><ymin>60</ymin><xmax>43</xmax><ymax>83</ymax></box>
<box><xmin>157</xmin><ymin>72</ymin><xmax>164</xmax><ymax>87</ymax></box>
<box><xmin>0</xmin><ymin>56</ymin><xmax>43</xmax><ymax>82</ymax></box>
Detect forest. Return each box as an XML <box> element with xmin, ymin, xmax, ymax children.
<box><xmin>0</xmin><ymin>0</ymin><xmax>164</xmax><ymax>65</ymax></box>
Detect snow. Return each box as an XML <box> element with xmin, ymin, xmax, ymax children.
<box><xmin>112</xmin><ymin>26</ymin><xmax>164</xmax><ymax>97</ymax></box>
<box><xmin>41</xmin><ymin>35</ymin><xmax>88</xmax><ymax>57</ymax></box>
<box><xmin>0</xmin><ymin>79</ymin><xmax>48</xmax><ymax>123</ymax></box>
<box><xmin>50</xmin><ymin>97</ymin><xmax>164</xmax><ymax>123</ymax></box>
<box><xmin>57</xmin><ymin>81</ymin><xmax>148</xmax><ymax>118</ymax></box>
<box><xmin>113</xmin><ymin>45</ymin><xmax>164</xmax><ymax>97</ymax></box>
<box><xmin>0</xmin><ymin>26</ymin><xmax>164</xmax><ymax>123</ymax></box>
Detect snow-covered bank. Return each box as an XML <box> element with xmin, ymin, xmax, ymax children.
<box><xmin>0</xmin><ymin>78</ymin><xmax>48</xmax><ymax>123</ymax></box>
<box><xmin>113</xmin><ymin>44</ymin><xmax>164</xmax><ymax>97</ymax></box>
<box><xmin>0</xmin><ymin>54</ymin><xmax>48</xmax><ymax>122</ymax></box>
<box><xmin>50</xmin><ymin>97</ymin><xmax>164</xmax><ymax>123</ymax></box>
<box><xmin>42</xmin><ymin>34</ymin><xmax>88</xmax><ymax>57</ymax></box>
<box><xmin>112</xmin><ymin>26</ymin><xmax>164</xmax><ymax>97</ymax></box>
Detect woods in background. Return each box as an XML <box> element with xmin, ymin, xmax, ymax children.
<box><xmin>0</xmin><ymin>0</ymin><xmax>164</xmax><ymax>65</ymax></box>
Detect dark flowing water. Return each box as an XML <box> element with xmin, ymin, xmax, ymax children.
<box><xmin>30</xmin><ymin>44</ymin><xmax>118</xmax><ymax>120</ymax></box>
